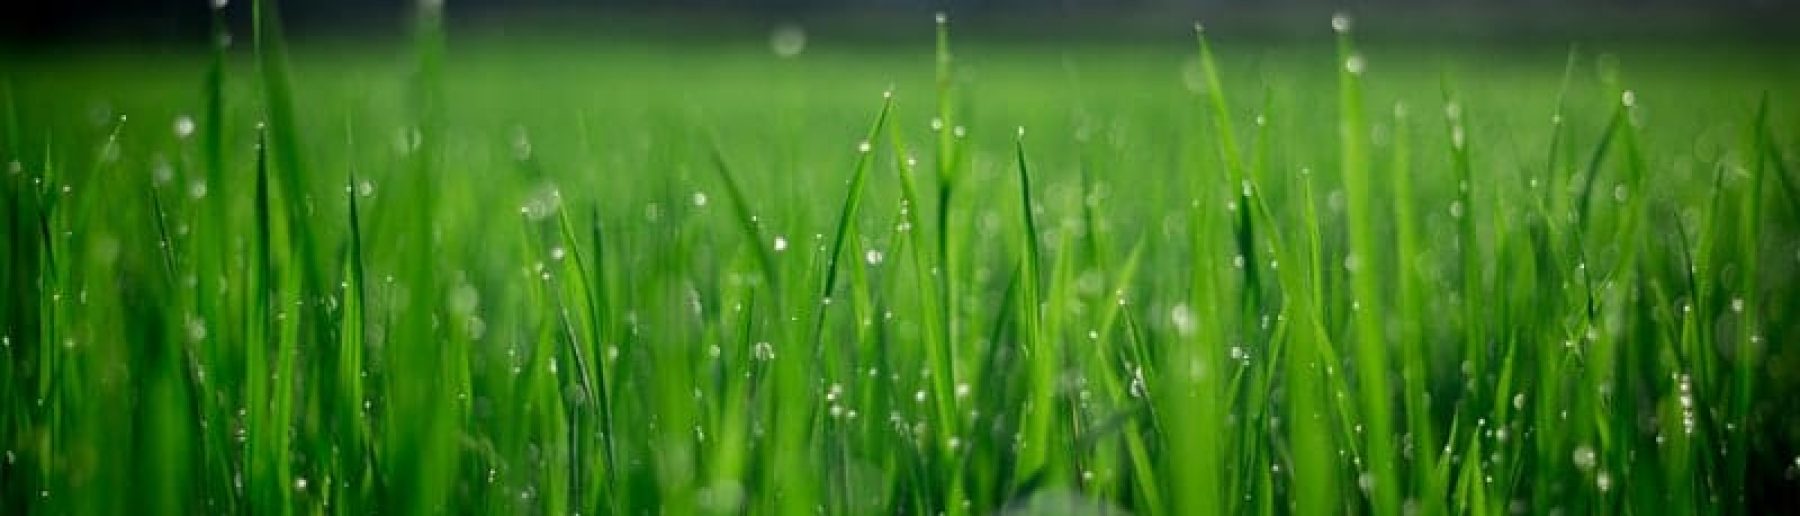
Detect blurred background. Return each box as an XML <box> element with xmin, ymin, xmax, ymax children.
<box><xmin>5</xmin><ymin>0</ymin><xmax>1799</xmax><ymax>46</ymax></box>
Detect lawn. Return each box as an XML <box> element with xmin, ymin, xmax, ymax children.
<box><xmin>2</xmin><ymin>4</ymin><xmax>1798</xmax><ymax>514</ymax></box>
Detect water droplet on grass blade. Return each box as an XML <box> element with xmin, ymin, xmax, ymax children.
<box><xmin>1572</xmin><ymin>445</ymin><xmax>1598</xmax><ymax>471</ymax></box>
<box><xmin>772</xmin><ymin>236</ymin><xmax>789</xmax><ymax>252</ymax></box>
<box><xmin>864</xmin><ymin>249</ymin><xmax>884</xmax><ymax>265</ymax></box>
<box><xmin>153</xmin><ymin>160</ymin><xmax>174</xmax><ymax>185</ymax></box>
<box><xmin>1331</xmin><ymin>12</ymin><xmax>1353</xmax><ymax>33</ymax></box>
<box><xmin>174</xmin><ymin>115</ymin><xmax>196</xmax><ymax>139</ymax></box>
<box><xmin>1170</xmin><ymin>303</ymin><xmax>1196</xmax><ymax>337</ymax></box>
<box><xmin>520</xmin><ymin>185</ymin><xmax>562</xmax><ymax>221</ymax></box>
<box><xmin>770</xmin><ymin>24</ymin><xmax>806</xmax><ymax>58</ymax></box>
<box><xmin>449</xmin><ymin>283</ymin><xmax>480</xmax><ymax>315</ymax></box>
<box><xmin>1345</xmin><ymin>53</ymin><xmax>1366</xmax><ymax>75</ymax></box>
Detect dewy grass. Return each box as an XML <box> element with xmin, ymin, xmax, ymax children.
<box><xmin>2</xmin><ymin>6</ymin><xmax>1797</xmax><ymax>515</ymax></box>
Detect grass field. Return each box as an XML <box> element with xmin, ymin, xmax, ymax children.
<box><xmin>3</xmin><ymin>3</ymin><xmax>1799</xmax><ymax>514</ymax></box>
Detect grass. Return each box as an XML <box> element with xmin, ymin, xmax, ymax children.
<box><xmin>3</xmin><ymin>4</ymin><xmax>1799</xmax><ymax>514</ymax></box>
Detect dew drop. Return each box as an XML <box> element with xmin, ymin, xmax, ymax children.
<box><xmin>185</xmin><ymin>315</ymin><xmax>208</xmax><ymax>342</ymax></box>
<box><xmin>1572</xmin><ymin>445</ymin><xmax>1598</xmax><ymax>471</ymax></box>
<box><xmin>174</xmin><ymin>115</ymin><xmax>196</xmax><ymax>139</ymax></box>
<box><xmin>153</xmin><ymin>161</ymin><xmax>174</xmax><ymax>185</ymax></box>
<box><xmin>1170</xmin><ymin>303</ymin><xmax>1196</xmax><ymax>337</ymax></box>
<box><xmin>770</xmin><ymin>24</ymin><xmax>806</xmax><ymax>58</ymax></box>
<box><xmin>1330</xmin><ymin>12</ymin><xmax>1353</xmax><ymax>33</ymax></box>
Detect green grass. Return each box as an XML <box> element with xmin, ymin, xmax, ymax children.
<box><xmin>3</xmin><ymin>5</ymin><xmax>1799</xmax><ymax>514</ymax></box>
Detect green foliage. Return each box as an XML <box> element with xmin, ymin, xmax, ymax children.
<box><xmin>2</xmin><ymin>7</ymin><xmax>1797</xmax><ymax>515</ymax></box>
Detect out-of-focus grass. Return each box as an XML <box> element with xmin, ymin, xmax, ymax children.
<box><xmin>2</xmin><ymin>5</ymin><xmax>1798</xmax><ymax>514</ymax></box>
